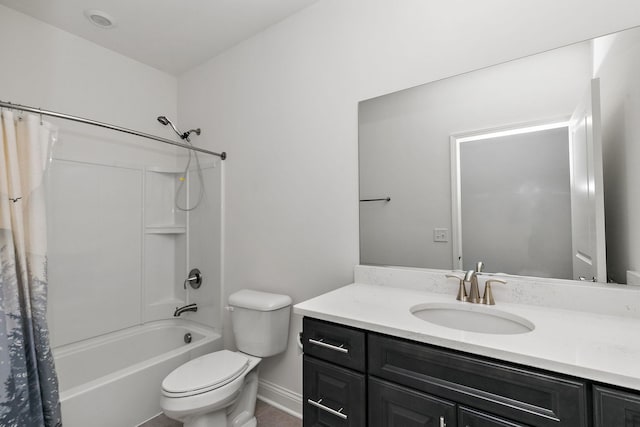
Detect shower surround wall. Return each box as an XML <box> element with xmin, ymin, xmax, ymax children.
<box><xmin>47</xmin><ymin>142</ymin><xmax>222</xmax><ymax>347</ymax></box>
<box><xmin>0</xmin><ymin>5</ymin><xmax>223</xmax><ymax>347</ymax></box>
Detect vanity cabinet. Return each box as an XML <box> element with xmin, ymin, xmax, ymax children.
<box><xmin>302</xmin><ymin>317</ymin><xmax>595</xmax><ymax>427</ymax></box>
<box><xmin>593</xmin><ymin>385</ymin><xmax>640</xmax><ymax>426</ymax></box>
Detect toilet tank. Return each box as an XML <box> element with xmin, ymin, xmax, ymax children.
<box><xmin>228</xmin><ymin>289</ymin><xmax>292</xmax><ymax>357</ymax></box>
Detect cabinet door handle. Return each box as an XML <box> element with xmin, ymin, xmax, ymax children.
<box><xmin>440</xmin><ymin>416</ymin><xmax>446</xmax><ymax>427</ymax></box>
<box><xmin>308</xmin><ymin>338</ymin><xmax>349</xmax><ymax>354</ymax></box>
<box><xmin>307</xmin><ymin>398</ymin><xmax>348</xmax><ymax>420</ymax></box>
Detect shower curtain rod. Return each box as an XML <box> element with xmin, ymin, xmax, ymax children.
<box><xmin>0</xmin><ymin>100</ymin><xmax>227</xmax><ymax>160</ymax></box>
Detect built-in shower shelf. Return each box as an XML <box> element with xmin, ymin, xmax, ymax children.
<box><xmin>145</xmin><ymin>225</ymin><xmax>187</xmax><ymax>234</ymax></box>
<box><xmin>146</xmin><ymin>166</ymin><xmax>185</xmax><ymax>174</ymax></box>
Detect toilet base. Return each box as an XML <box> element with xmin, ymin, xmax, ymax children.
<box><xmin>178</xmin><ymin>403</ymin><xmax>257</xmax><ymax>427</ymax></box>
<box><xmin>227</xmin><ymin>369</ymin><xmax>259</xmax><ymax>426</ymax></box>
<box><xmin>183</xmin><ymin>410</ymin><xmax>226</xmax><ymax>427</ymax></box>
<box><xmin>177</xmin><ymin>408</ymin><xmax>257</xmax><ymax>427</ymax></box>
<box><xmin>238</xmin><ymin>416</ymin><xmax>257</xmax><ymax>427</ymax></box>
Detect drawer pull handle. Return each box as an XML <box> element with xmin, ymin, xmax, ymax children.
<box><xmin>440</xmin><ymin>416</ymin><xmax>446</xmax><ymax>427</ymax></box>
<box><xmin>307</xmin><ymin>398</ymin><xmax>348</xmax><ymax>420</ymax></box>
<box><xmin>308</xmin><ymin>338</ymin><xmax>349</xmax><ymax>354</ymax></box>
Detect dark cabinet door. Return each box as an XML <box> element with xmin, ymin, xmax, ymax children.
<box><xmin>369</xmin><ymin>333</ymin><xmax>588</xmax><ymax>427</ymax></box>
<box><xmin>369</xmin><ymin>377</ymin><xmax>456</xmax><ymax>427</ymax></box>
<box><xmin>303</xmin><ymin>317</ymin><xmax>367</xmax><ymax>372</ymax></box>
<box><xmin>459</xmin><ymin>406</ymin><xmax>530</xmax><ymax>427</ymax></box>
<box><xmin>594</xmin><ymin>386</ymin><xmax>640</xmax><ymax>427</ymax></box>
<box><xmin>303</xmin><ymin>355</ymin><xmax>366</xmax><ymax>427</ymax></box>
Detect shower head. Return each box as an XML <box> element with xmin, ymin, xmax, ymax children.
<box><xmin>157</xmin><ymin>115</ymin><xmax>185</xmax><ymax>140</ymax></box>
<box><xmin>157</xmin><ymin>115</ymin><xmax>202</xmax><ymax>141</ymax></box>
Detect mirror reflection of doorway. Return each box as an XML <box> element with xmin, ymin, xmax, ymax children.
<box><xmin>568</xmin><ymin>79</ymin><xmax>607</xmax><ymax>283</ymax></box>
<box><xmin>452</xmin><ymin>121</ymin><xmax>573</xmax><ymax>279</ymax></box>
<box><xmin>452</xmin><ymin>80</ymin><xmax>607</xmax><ymax>282</ymax></box>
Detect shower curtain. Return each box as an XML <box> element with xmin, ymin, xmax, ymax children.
<box><xmin>0</xmin><ymin>111</ymin><xmax>61</xmax><ymax>426</ymax></box>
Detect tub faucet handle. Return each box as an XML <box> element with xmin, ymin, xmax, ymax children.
<box><xmin>184</xmin><ymin>268</ymin><xmax>202</xmax><ymax>289</ymax></box>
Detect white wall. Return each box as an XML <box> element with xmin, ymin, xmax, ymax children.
<box><xmin>0</xmin><ymin>5</ymin><xmax>177</xmax><ymax>135</ymax></box>
<box><xmin>596</xmin><ymin>27</ymin><xmax>640</xmax><ymax>283</ymax></box>
<box><xmin>177</xmin><ymin>0</ymin><xmax>640</xmax><ymax>412</ymax></box>
<box><xmin>359</xmin><ymin>44</ymin><xmax>589</xmax><ymax>269</ymax></box>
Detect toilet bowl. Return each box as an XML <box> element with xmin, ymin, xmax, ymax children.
<box><xmin>160</xmin><ymin>350</ymin><xmax>261</xmax><ymax>427</ymax></box>
<box><xmin>160</xmin><ymin>289</ymin><xmax>292</xmax><ymax>427</ymax></box>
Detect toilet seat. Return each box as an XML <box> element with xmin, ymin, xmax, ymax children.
<box><xmin>162</xmin><ymin>350</ymin><xmax>249</xmax><ymax>398</ymax></box>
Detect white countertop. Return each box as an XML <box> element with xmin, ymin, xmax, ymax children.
<box><xmin>294</xmin><ymin>282</ymin><xmax>640</xmax><ymax>390</ymax></box>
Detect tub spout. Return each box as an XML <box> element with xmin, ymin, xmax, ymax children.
<box><xmin>174</xmin><ymin>303</ymin><xmax>198</xmax><ymax>317</ymax></box>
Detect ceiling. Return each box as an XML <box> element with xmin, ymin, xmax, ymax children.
<box><xmin>0</xmin><ymin>0</ymin><xmax>320</xmax><ymax>75</ymax></box>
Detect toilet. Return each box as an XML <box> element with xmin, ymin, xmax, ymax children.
<box><xmin>160</xmin><ymin>289</ymin><xmax>292</xmax><ymax>427</ymax></box>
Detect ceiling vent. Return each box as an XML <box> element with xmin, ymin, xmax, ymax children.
<box><xmin>84</xmin><ymin>10</ymin><xmax>116</xmax><ymax>29</ymax></box>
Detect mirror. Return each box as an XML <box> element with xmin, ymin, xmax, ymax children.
<box><xmin>359</xmin><ymin>25</ymin><xmax>640</xmax><ymax>284</ymax></box>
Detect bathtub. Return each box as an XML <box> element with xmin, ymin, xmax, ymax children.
<box><xmin>53</xmin><ymin>319</ymin><xmax>222</xmax><ymax>427</ymax></box>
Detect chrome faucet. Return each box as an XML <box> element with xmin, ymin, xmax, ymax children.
<box><xmin>464</xmin><ymin>261</ymin><xmax>484</xmax><ymax>303</ymax></box>
<box><xmin>174</xmin><ymin>303</ymin><xmax>198</xmax><ymax>317</ymax></box>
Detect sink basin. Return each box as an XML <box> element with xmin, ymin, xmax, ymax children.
<box><xmin>410</xmin><ymin>303</ymin><xmax>534</xmax><ymax>335</ymax></box>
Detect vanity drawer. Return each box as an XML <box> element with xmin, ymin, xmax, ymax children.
<box><xmin>459</xmin><ymin>406</ymin><xmax>530</xmax><ymax>427</ymax></box>
<box><xmin>303</xmin><ymin>317</ymin><xmax>366</xmax><ymax>372</ymax></box>
<box><xmin>368</xmin><ymin>333</ymin><xmax>588</xmax><ymax>427</ymax></box>
<box><xmin>593</xmin><ymin>385</ymin><xmax>640</xmax><ymax>426</ymax></box>
<box><xmin>369</xmin><ymin>377</ymin><xmax>456</xmax><ymax>427</ymax></box>
<box><xmin>303</xmin><ymin>355</ymin><xmax>366</xmax><ymax>427</ymax></box>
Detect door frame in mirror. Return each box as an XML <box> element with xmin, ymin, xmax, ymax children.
<box><xmin>450</xmin><ymin>118</ymin><xmax>572</xmax><ymax>273</ymax></box>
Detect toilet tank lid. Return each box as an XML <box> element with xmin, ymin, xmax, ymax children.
<box><xmin>229</xmin><ymin>289</ymin><xmax>292</xmax><ymax>311</ymax></box>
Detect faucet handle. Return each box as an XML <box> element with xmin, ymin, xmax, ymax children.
<box><xmin>481</xmin><ymin>278</ymin><xmax>507</xmax><ymax>305</ymax></box>
<box><xmin>446</xmin><ymin>274</ymin><xmax>467</xmax><ymax>302</ymax></box>
<box><xmin>475</xmin><ymin>261</ymin><xmax>484</xmax><ymax>273</ymax></box>
<box><xmin>183</xmin><ymin>268</ymin><xmax>203</xmax><ymax>289</ymax></box>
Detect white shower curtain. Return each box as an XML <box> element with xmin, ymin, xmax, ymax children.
<box><xmin>0</xmin><ymin>110</ymin><xmax>61</xmax><ymax>426</ymax></box>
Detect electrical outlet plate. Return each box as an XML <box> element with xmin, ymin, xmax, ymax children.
<box><xmin>433</xmin><ymin>228</ymin><xmax>449</xmax><ymax>242</ymax></box>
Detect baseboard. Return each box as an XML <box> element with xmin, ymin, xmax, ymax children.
<box><xmin>135</xmin><ymin>412</ymin><xmax>162</xmax><ymax>426</ymax></box>
<box><xmin>257</xmin><ymin>379</ymin><xmax>302</xmax><ymax>419</ymax></box>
